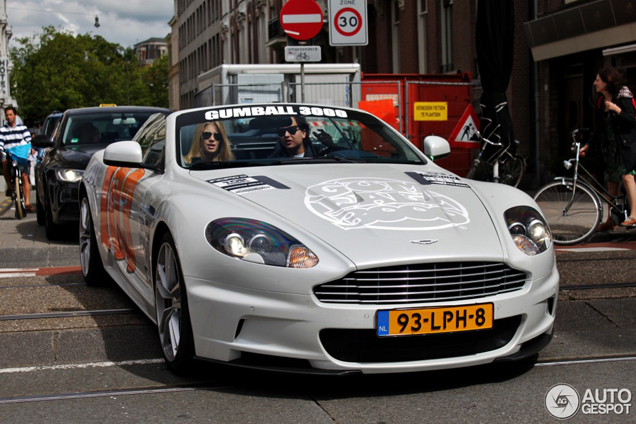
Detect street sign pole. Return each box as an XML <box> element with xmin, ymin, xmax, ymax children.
<box><xmin>280</xmin><ymin>0</ymin><xmax>324</xmax><ymax>103</ymax></box>
<box><xmin>301</xmin><ymin>63</ymin><xmax>305</xmax><ymax>102</ymax></box>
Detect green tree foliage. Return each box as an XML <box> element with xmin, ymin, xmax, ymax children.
<box><xmin>10</xmin><ymin>26</ymin><xmax>169</xmax><ymax>126</ymax></box>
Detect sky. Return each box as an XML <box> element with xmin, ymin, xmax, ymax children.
<box><xmin>5</xmin><ymin>0</ymin><xmax>174</xmax><ymax>49</ymax></box>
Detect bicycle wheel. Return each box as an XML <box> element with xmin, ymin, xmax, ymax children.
<box><xmin>533</xmin><ymin>180</ymin><xmax>601</xmax><ymax>245</ymax></box>
<box><xmin>499</xmin><ymin>155</ymin><xmax>526</xmax><ymax>188</ymax></box>
<box><xmin>14</xmin><ymin>173</ymin><xmax>25</xmax><ymax>220</ymax></box>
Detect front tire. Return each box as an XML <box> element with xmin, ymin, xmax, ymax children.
<box><xmin>79</xmin><ymin>196</ymin><xmax>109</xmax><ymax>286</ymax></box>
<box><xmin>533</xmin><ymin>180</ymin><xmax>601</xmax><ymax>245</ymax></box>
<box><xmin>13</xmin><ymin>173</ymin><xmax>24</xmax><ymax>220</ymax></box>
<box><xmin>36</xmin><ymin>189</ymin><xmax>45</xmax><ymax>225</ymax></box>
<box><xmin>44</xmin><ymin>189</ymin><xmax>62</xmax><ymax>240</ymax></box>
<box><xmin>154</xmin><ymin>232</ymin><xmax>195</xmax><ymax>373</ymax></box>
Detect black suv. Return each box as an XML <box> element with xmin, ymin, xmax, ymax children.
<box><xmin>41</xmin><ymin>111</ymin><xmax>63</xmax><ymax>139</ymax></box>
<box><xmin>33</xmin><ymin>106</ymin><xmax>170</xmax><ymax>239</ymax></box>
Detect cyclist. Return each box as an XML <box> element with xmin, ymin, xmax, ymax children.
<box><xmin>0</xmin><ymin>106</ymin><xmax>34</xmax><ymax>212</ymax></box>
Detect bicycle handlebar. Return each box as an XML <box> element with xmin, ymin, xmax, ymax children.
<box><xmin>474</xmin><ymin>130</ymin><xmax>502</xmax><ymax>147</ymax></box>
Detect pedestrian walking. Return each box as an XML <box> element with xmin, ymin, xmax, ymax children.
<box><xmin>580</xmin><ymin>67</ymin><xmax>636</xmax><ymax>230</ymax></box>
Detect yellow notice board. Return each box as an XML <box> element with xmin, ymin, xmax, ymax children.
<box><xmin>414</xmin><ymin>102</ymin><xmax>447</xmax><ymax>121</ymax></box>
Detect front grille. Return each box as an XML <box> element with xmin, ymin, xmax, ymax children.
<box><xmin>314</xmin><ymin>262</ymin><xmax>527</xmax><ymax>305</ymax></box>
<box><xmin>320</xmin><ymin>316</ymin><xmax>521</xmax><ymax>363</ymax></box>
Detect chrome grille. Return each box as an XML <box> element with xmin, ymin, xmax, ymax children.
<box><xmin>314</xmin><ymin>262</ymin><xmax>527</xmax><ymax>304</ymax></box>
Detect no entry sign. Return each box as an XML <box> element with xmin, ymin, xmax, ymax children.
<box><xmin>280</xmin><ymin>0</ymin><xmax>324</xmax><ymax>41</ymax></box>
<box><xmin>328</xmin><ymin>0</ymin><xmax>367</xmax><ymax>46</ymax></box>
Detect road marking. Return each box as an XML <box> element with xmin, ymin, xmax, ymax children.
<box><xmin>536</xmin><ymin>356</ymin><xmax>636</xmax><ymax>367</ymax></box>
<box><xmin>0</xmin><ymin>198</ymin><xmax>12</xmax><ymax>216</ymax></box>
<box><xmin>0</xmin><ymin>266</ymin><xmax>81</xmax><ymax>278</ymax></box>
<box><xmin>556</xmin><ymin>247</ymin><xmax>630</xmax><ymax>252</ymax></box>
<box><xmin>0</xmin><ymin>358</ymin><xmax>164</xmax><ymax>374</ymax></box>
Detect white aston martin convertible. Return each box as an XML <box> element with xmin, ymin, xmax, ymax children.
<box><xmin>79</xmin><ymin>103</ymin><xmax>558</xmax><ymax>375</ymax></box>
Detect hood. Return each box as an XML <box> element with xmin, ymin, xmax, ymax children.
<box><xmin>190</xmin><ymin>164</ymin><xmax>504</xmax><ymax>267</ymax></box>
<box><xmin>56</xmin><ymin>143</ymin><xmax>110</xmax><ymax>169</ymax></box>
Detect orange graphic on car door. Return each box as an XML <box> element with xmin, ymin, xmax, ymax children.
<box><xmin>100</xmin><ymin>166</ymin><xmax>145</xmax><ymax>273</ymax></box>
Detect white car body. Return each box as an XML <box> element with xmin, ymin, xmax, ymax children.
<box><xmin>79</xmin><ymin>103</ymin><xmax>558</xmax><ymax>375</ymax></box>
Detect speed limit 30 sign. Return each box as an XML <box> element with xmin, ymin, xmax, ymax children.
<box><xmin>328</xmin><ymin>0</ymin><xmax>368</xmax><ymax>46</ymax></box>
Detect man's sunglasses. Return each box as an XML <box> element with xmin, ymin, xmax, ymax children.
<box><xmin>277</xmin><ymin>125</ymin><xmax>300</xmax><ymax>137</ymax></box>
<box><xmin>202</xmin><ymin>131</ymin><xmax>223</xmax><ymax>142</ymax></box>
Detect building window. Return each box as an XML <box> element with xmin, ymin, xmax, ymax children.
<box><xmin>392</xmin><ymin>0</ymin><xmax>401</xmax><ymax>73</ymax></box>
<box><xmin>441</xmin><ymin>0</ymin><xmax>454</xmax><ymax>73</ymax></box>
<box><xmin>418</xmin><ymin>0</ymin><xmax>428</xmax><ymax>73</ymax></box>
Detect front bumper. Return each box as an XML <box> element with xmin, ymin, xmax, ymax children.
<box><xmin>185</xmin><ymin>261</ymin><xmax>559</xmax><ymax>374</ymax></box>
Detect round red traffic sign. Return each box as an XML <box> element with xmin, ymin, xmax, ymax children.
<box><xmin>280</xmin><ymin>0</ymin><xmax>324</xmax><ymax>41</ymax></box>
<box><xmin>334</xmin><ymin>8</ymin><xmax>362</xmax><ymax>37</ymax></box>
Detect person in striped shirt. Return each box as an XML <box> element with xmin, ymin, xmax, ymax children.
<box><xmin>0</xmin><ymin>106</ymin><xmax>34</xmax><ymax>211</ymax></box>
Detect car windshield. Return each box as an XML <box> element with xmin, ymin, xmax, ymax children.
<box><xmin>176</xmin><ymin>105</ymin><xmax>425</xmax><ymax>169</ymax></box>
<box><xmin>62</xmin><ymin>112</ymin><xmax>157</xmax><ymax>146</ymax></box>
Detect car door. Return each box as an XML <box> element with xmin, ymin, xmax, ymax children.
<box><xmin>102</xmin><ymin>114</ymin><xmax>167</xmax><ymax>299</ymax></box>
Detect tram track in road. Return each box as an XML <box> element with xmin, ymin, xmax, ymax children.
<box><xmin>0</xmin><ymin>353</ymin><xmax>635</xmax><ymax>406</ymax></box>
<box><xmin>0</xmin><ymin>381</ymin><xmax>222</xmax><ymax>405</ymax></box>
<box><xmin>560</xmin><ymin>281</ymin><xmax>636</xmax><ymax>290</ymax></box>
<box><xmin>0</xmin><ymin>308</ymin><xmax>137</xmax><ymax>321</ymax></box>
<box><xmin>0</xmin><ymin>263</ymin><xmax>632</xmax><ymax>327</ymax></box>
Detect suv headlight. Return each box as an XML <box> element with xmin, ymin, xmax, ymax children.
<box><xmin>56</xmin><ymin>169</ymin><xmax>84</xmax><ymax>183</ymax></box>
<box><xmin>504</xmin><ymin>206</ymin><xmax>552</xmax><ymax>255</ymax></box>
<box><xmin>205</xmin><ymin>218</ymin><xmax>318</xmax><ymax>268</ymax></box>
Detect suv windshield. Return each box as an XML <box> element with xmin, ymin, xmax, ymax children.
<box><xmin>176</xmin><ymin>105</ymin><xmax>424</xmax><ymax>169</ymax></box>
<box><xmin>62</xmin><ymin>112</ymin><xmax>157</xmax><ymax>146</ymax></box>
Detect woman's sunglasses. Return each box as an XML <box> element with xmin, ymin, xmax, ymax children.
<box><xmin>276</xmin><ymin>125</ymin><xmax>300</xmax><ymax>137</ymax></box>
<box><xmin>202</xmin><ymin>131</ymin><xmax>223</xmax><ymax>142</ymax></box>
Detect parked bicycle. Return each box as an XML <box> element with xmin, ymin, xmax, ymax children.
<box><xmin>465</xmin><ymin>130</ymin><xmax>526</xmax><ymax>188</ymax></box>
<box><xmin>4</xmin><ymin>149</ymin><xmax>27</xmax><ymax>219</ymax></box>
<box><xmin>533</xmin><ymin>128</ymin><xmax>630</xmax><ymax>245</ymax></box>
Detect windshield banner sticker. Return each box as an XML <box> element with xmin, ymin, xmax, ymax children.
<box><xmin>209</xmin><ymin>175</ymin><xmax>289</xmax><ymax>194</ymax></box>
<box><xmin>305</xmin><ymin>177</ymin><xmax>470</xmax><ymax>230</ymax></box>
<box><xmin>205</xmin><ymin>106</ymin><xmax>348</xmax><ymax>120</ymax></box>
<box><xmin>407</xmin><ymin>171</ymin><xmax>470</xmax><ymax>188</ymax></box>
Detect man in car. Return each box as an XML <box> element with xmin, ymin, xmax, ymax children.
<box><xmin>0</xmin><ymin>106</ymin><xmax>34</xmax><ymax>211</ymax></box>
<box><xmin>75</xmin><ymin>122</ymin><xmax>102</xmax><ymax>144</ymax></box>
<box><xmin>269</xmin><ymin>116</ymin><xmax>335</xmax><ymax>158</ymax></box>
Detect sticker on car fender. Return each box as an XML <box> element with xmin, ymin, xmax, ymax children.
<box><xmin>209</xmin><ymin>174</ymin><xmax>290</xmax><ymax>194</ymax></box>
<box><xmin>407</xmin><ymin>171</ymin><xmax>470</xmax><ymax>188</ymax></box>
<box><xmin>376</xmin><ymin>303</ymin><xmax>493</xmax><ymax>336</ymax></box>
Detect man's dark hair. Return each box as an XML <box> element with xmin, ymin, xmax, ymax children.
<box><xmin>295</xmin><ymin>115</ymin><xmax>310</xmax><ymax>132</ymax></box>
<box><xmin>294</xmin><ymin>116</ymin><xmax>311</xmax><ymax>143</ymax></box>
<box><xmin>4</xmin><ymin>105</ymin><xmax>17</xmax><ymax>115</ymax></box>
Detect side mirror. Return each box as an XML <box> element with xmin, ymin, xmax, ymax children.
<box><xmin>423</xmin><ymin>135</ymin><xmax>451</xmax><ymax>160</ymax></box>
<box><xmin>103</xmin><ymin>141</ymin><xmax>143</xmax><ymax>167</ymax></box>
<box><xmin>31</xmin><ymin>134</ymin><xmax>54</xmax><ymax>149</ymax></box>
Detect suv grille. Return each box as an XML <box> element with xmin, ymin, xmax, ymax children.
<box><xmin>314</xmin><ymin>262</ymin><xmax>527</xmax><ymax>305</ymax></box>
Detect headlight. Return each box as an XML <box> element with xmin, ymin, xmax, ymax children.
<box><xmin>56</xmin><ymin>169</ymin><xmax>84</xmax><ymax>183</ymax></box>
<box><xmin>504</xmin><ymin>206</ymin><xmax>552</xmax><ymax>255</ymax></box>
<box><xmin>205</xmin><ymin>218</ymin><xmax>319</xmax><ymax>268</ymax></box>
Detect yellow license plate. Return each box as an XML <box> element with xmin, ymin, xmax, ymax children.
<box><xmin>376</xmin><ymin>303</ymin><xmax>494</xmax><ymax>336</ymax></box>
